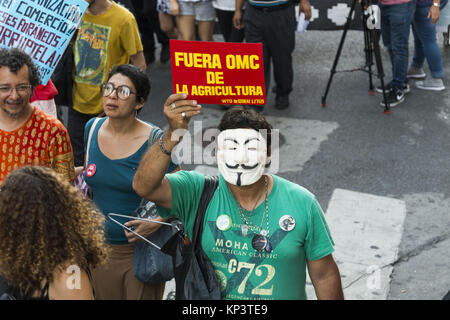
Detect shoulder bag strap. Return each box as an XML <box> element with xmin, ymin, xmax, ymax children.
<box><xmin>191</xmin><ymin>176</ymin><xmax>219</xmax><ymax>248</ymax></box>
<box><xmin>85</xmin><ymin>117</ymin><xmax>102</xmax><ymax>167</ymax></box>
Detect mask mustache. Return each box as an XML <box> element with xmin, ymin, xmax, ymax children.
<box><xmin>225</xmin><ymin>163</ymin><xmax>259</xmax><ymax>170</ymax></box>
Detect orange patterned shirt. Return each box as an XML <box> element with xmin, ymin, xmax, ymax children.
<box><xmin>0</xmin><ymin>107</ymin><xmax>75</xmax><ymax>183</ymax></box>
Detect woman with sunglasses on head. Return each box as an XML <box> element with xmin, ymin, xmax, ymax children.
<box><xmin>80</xmin><ymin>64</ymin><xmax>178</xmax><ymax>300</ymax></box>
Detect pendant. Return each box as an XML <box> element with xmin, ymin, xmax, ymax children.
<box><xmin>241</xmin><ymin>224</ymin><xmax>249</xmax><ymax>237</ymax></box>
<box><xmin>252</xmin><ymin>234</ymin><xmax>268</xmax><ymax>251</ymax></box>
<box><xmin>264</xmin><ymin>240</ymin><xmax>273</xmax><ymax>253</ymax></box>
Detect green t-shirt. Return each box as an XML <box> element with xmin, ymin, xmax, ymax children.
<box><xmin>157</xmin><ymin>171</ymin><xmax>335</xmax><ymax>300</ymax></box>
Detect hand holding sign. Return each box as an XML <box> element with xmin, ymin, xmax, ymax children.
<box><xmin>163</xmin><ymin>93</ymin><xmax>202</xmax><ymax>142</ymax></box>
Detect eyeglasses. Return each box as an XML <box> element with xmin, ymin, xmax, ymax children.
<box><xmin>0</xmin><ymin>84</ymin><xmax>32</xmax><ymax>95</ymax></box>
<box><xmin>101</xmin><ymin>83</ymin><xmax>136</xmax><ymax>100</ymax></box>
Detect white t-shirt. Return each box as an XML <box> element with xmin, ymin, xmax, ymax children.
<box><xmin>212</xmin><ymin>0</ymin><xmax>235</xmax><ymax>11</ymax></box>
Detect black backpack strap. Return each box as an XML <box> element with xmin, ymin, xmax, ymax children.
<box><xmin>39</xmin><ymin>282</ymin><xmax>49</xmax><ymax>299</ymax></box>
<box><xmin>191</xmin><ymin>176</ymin><xmax>219</xmax><ymax>247</ymax></box>
<box><xmin>0</xmin><ymin>276</ymin><xmax>13</xmax><ymax>300</ymax></box>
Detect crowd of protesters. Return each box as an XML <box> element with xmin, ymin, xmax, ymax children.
<box><xmin>0</xmin><ymin>0</ymin><xmax>449</xmax><ymax>300</ymax></box>
<box><xmin>0</xmin><ymin>45</ymin><xmax>344</xmax><ymax>300</ymax></box>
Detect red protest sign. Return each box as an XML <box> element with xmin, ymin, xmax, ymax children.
<box><xmin>170</xmin><ymin>40</ymin><xmax>266</xmax><ymax>105</ymax></box>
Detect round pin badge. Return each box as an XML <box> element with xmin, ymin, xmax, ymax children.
<box><xmin>86</xmin><ymin>163</ymin><xmax>96</xmax><ymax>177</ymax></box>
<box><xmin>216</xmin><ymin>214</ymin><xmax>232</xmax><ymax>232</ymax></box>
<box><xmin>252</xmin><ymin>234</ymin><xmax>268</xmax><ymax>252</ymax></box>
<box><xmin>279</xmin><ymin>215</ymin><xmax>296</xmax><ymax>232</ymax></box>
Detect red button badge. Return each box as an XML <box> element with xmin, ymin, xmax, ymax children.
<box><xmin>86</xmin><ymin>164</ymin><xmax>97</xmax><ymax>177</ymax></box>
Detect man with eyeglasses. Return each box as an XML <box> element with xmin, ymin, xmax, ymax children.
<box><xmin>0</xmin><ymin>48</ymin><xmax>75</xmax><ymax>183</ymax></box>
<box><xmin>68</xmin><ymin>0</ymin><xmax>146</xmax><ymax>167</ymax></box>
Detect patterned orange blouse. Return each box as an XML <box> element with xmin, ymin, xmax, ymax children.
<box><xmin>0</xmin><ymin>107</ymin><xmax>75</xmax><ymax>183</ymax></box>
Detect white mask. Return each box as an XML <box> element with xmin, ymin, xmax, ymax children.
<box><xmin>217</xmin><ymin>129</ymin><xmax>268</xmax><ymax>186</ymax></box>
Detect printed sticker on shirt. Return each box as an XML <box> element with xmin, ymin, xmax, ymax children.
<box><xmin>74</xmin><ymin>21</ymin><xmax>111</xmax><ymax>85</ymax></box>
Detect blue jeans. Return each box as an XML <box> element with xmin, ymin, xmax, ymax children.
<box><xmin>411</xmin><ymin>5</ymin><xmax>444</xmax><ymax>78</ymax></box>
<box><xmin>380</xmin><ymin>1</ymin><xmax>416</xmax><ymax>89</ymax></box>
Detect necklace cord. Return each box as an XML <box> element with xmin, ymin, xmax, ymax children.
<box><xmin>232</xmin><ymin>176</ymin><xmax>269</xmax><ymax>236</ymax></box>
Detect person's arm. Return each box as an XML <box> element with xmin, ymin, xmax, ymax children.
<box><xmin>169</xmin><ymin>0</ymin><xmax>179</xmax><ymax>16</ymax></box>
<box><xmin>130</xmin><ymin>51</ymin><xmax>147</xmax><ymax>71</ymax></box>
<box><xmin>74</xmin><ymin>166</ymin><xmax>84</xmax><ymax>176</ymax></box>
<box><xmin>132</xmin><ymin>93</ymin><xmax>201</xmax><ymax>209</ymax></box>
<box><xmin>428</xmin><ymin>0</ymin><xmax>441</xmax><ymax>24</ymax></box>
<box><xmin>126</xmin><ymin>164</ymin><xmax>181</xmax><ymax>242</ymax></box>
<box><xmin>307</xmin><ymin>254</ymin><xmax>344</xmax><ymax>300</ymax></box>
<box><xmin>123</xmin><ymin>13</ymin><xmax>146</xmax><ymax>71</ymax></box>
<box><xmin>233</xmin><ymin>0</ymin><xmax>245</xmax><ymax>30</ymax></box>
<box><xmin>299</xmin><ymin>0</ymin><xmax>312</xmax><ymax>20</ymax></box>
<box><xmin>124</xmin><ymin>216</ymin><xmax>168</xmax><ymax>242</ymax></box>
<box><xmin>49</xmin><ymin>265</ymin><xmax>94</xmax><ymax>300</ymax></box>
<box><xmin>52</xmin><ymin>127</ymin><xmax>76</xmax><ymax>182</ymax></box>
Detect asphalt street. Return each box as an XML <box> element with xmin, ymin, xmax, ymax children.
<box><xmin>137</xmin><ymin>30</ymin><xmax>450</xmax><ymax>300</ymax></box>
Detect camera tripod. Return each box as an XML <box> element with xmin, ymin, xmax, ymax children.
<box><xmin>321</xmin><ymin>0</ymin><xmax>390</xmax><ymax>113</ymax></box>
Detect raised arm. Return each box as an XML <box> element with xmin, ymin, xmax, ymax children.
<box><xmin>132</xmin><ymin>93</ymin><xmax>201</xmax><ymax>208</ymax></box>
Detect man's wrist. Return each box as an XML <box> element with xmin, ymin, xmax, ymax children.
<box><xmin>160</xmin><ymin>131</ymin><xmax>180</xmax><ymax>155</ymax></box>
<box><xmin>159</xmin><ymin>136</ymin><xmax>171</xmax><ymax>156</ymax></box>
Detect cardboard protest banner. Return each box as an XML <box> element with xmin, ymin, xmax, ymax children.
<box><xmin>171</xmin><ymin>40</ymin><xmax>266</xmax><ymax>105</ymax></box>
<box><xmin>0</xmin><ymin>0</ymin><xmax>88</xmax><ymax>85</ymax></box>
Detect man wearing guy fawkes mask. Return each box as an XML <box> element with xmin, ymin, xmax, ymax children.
<box><xmin>133</xmin><ymin>94</ymin><xmax>344</xmax><ymax>300</ymax></box>
<box><xmin>216</xmin><ymin>128</ymin><xmax>271</xmax><ymax>187</ymax></box>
